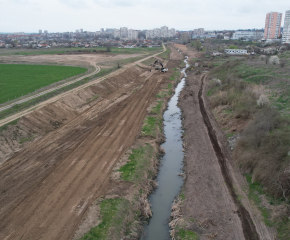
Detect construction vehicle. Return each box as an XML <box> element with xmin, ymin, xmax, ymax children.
<box><xmin>153</xmin><ymin>60</ymin><xmax>168</xmax><ymax>73</ymax></box>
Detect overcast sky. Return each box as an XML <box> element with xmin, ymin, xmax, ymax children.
<box><xmin>0</xmin><ymin>0</ymin><xmax>289</xmax><ymax>33</ymax></box>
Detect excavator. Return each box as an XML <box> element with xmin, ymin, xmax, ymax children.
<box><xmin>153</xmin><ymin>60</ymin><xmax>168</xmax><ymax>73</ymax></box>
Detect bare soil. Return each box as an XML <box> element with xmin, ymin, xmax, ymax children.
<box><xmin>0</xmin><ymin>53</ymin><xmax>143</xmax><ymax>67</ymax></box>
<box><xmin>0</xmin><ymin>63</ymin><xmax>168</xmax><ymax>239</ymax></box>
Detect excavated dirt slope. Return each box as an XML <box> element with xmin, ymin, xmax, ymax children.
<box><xmin>0</xmin><ymin>64</ymin><xmax>167</xmax><ymax>239</ymax></box>
<box><xmin>0</xmin><ymin>66</ymin><xmax>146</xmax><ymax>164</ymax></box>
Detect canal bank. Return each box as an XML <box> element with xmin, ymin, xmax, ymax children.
<box><xmin>142</xmin><ymin>57</ymin><xmax>189</xmax><ymax>240</ymax></box>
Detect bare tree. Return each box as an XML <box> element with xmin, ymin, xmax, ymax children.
<box><xmin>106</xmin><ymin>43</ymin><xmax>111</xmax><ymax>52</ymax></box>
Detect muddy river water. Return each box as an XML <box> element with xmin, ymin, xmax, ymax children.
<box><xmin>142</xmin><ymin>57</ymin><xmax>189</xmax><ymax>240</ymax></box>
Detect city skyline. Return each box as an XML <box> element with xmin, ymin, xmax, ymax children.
<box><xmin>0</xmin><ymin>0</ymin><xmax>289</xmax><ymax>32</ymax></box>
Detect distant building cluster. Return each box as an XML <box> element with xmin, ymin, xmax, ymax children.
<box><xmin>145</xmin><ymin>26</ymin><xmax>176</xmax><ymax>39</ymax></box>
<box><xmin>263</xmin><ymin>10</ymin><xmax>290</xmax><ymax>44</ymax></box>
<box><xmin>282</xmin><ymin>10</ymin><xmax>290</xmax><ymax>44</ymax></box>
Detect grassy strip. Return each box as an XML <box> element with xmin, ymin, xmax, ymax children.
<box><xmin>0</xmin><ymin>47</ymin><xmax>162</xmax><ymax>56</ymax></box>
<box><xmin>175</xmin><ymin>228</ymin><xmax>200</xmax><ymax>240</ymax></box>
<box><xmin>141</xmin><ymin>57</ymin><xmax>156</xmax><ymax>66</ymax></box>
<box><xmin>142</xmin><ymin>117</ymin><xmax>160</xmax><ymax>137</ymax></box>
<box><xmin>0</xmin><ymin>67</ymin><xmax>118</xmax><ymax>120</ymax></box>
<box><xmin>80</xmin><ymin>198</ymin><xmax>124</xmax><ymax>240</ymax></box>
<box><xmin>99</xmin><ymin>55</ymin><xmax>146</xmax><ymax>67</ymax></box>
<box><xmin>151</xmin><ymin>101</ymin><xmax>163</xmax><ymax>114</ymax></box>
<box><xmin>120</xmin><ymin>144</ymin><xmax>154</xmax><ymax>183</ymax></box>
<box><xmin>158</xmin><ymin>46</ymin><xmax>170</xmax><ymax>60</ymax></box>
<box><xmin>245</xmin><ymin>174</ymin><xmax>290</xmax><ymax>239</ymax></box>
<box><xmin>0</xmin><ymin>64</ymin><xmax>87</xmax><ymax>104</ymax></box>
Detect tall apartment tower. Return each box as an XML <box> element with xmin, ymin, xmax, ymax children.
<box><xmin>282</xmin><ymin>10</ymin><xmax>290</xmax><ymax>44</ymax></box>
<box><xmin>263</xmin><ymin>12</ymin><xmax>282</xmax><ymax>39</ymax></box>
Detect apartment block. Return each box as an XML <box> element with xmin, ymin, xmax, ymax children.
<box><xmin>282</xmin><ymin>10</ymin><xmax>290</xmax><ymax>44</ymax></box>
<box><xmin>120</xmin><ymin>27</ymin><xmax>128</xmax><ymax>39</ymax></box>
<box><xmin>264</xmin><ymin>12</ymin><xmax>282</xmax><ymax>39</ymax></box>
<box><xmin>113</xmin><ymin>29</ymin><xmax>120</xmax><ymax>38</ymax></box>
<box><xmin>193</xmin><ymin>28</ymin><xmax>204</xmax><ymax>36</ymax></box>
<box><xmin>146</xmin><ymin>26</ymin><xmax>175</xmax><ymax>39</ymax></box>
<box><xmin>128</xmin><ymin>29</ymin><xmax>138</xmax><ymax>40</ymax></box>
<box><xmin>232</xmin><ymin>30</ymin><xmax>263</xmax><ymax>40</ymax></box>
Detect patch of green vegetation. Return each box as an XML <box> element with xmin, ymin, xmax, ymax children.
<box><xmin>80</xmin><ymin>198</ymin><xmax>123</xmax><ymax>240</ymax></box>
<box><xmin>226</xmin><ymin>132</ymin><xmax>235</xmax><ymax>138</ymax></box>
<box><xmin>142</xmin><ymin>117</ymin><xmax>158</xmax><ymax>136</ymax></box>
<box><xmin>19</xmin><ymin>135</ymin><xmax>34</xmax><ymax>144</ymax></box>
<box><xmin>180</xmin><ymin>193</ymin><xmax>185</xmax><ymax>200</ymax></box>
<box><xmin>179</xmin><ymin>60</ymin><xmax>186</xmax><ymax>68</ymax></box>
<box><xmin>158</xmin><ymin>46</ymin><xmax>170</xmax><ymax>60</ymax></box>
<box><xmin>0</xmin><ymin>67</ymin><xmax>118</xmax><ymax>120</ymax></box>
<box><xmin>151</xmin><ymin>101</ymin><xmax>163</xmax><ymax>114</ymax></box>
<box><xmin>175</xmin><ymin>228</ymin><xmax>199</xmax><ymax>240</ymax></box>
<box><xmin>0</xmin><ymin>64</ymin><xmax>87</xmax><ymax>104</ymax></box>
<box><xmin>168</xmin><ymin>83</ymin><xmax>172</xmax><ymax>89</ymax></box>
<box><xmin>156</xmin><ymin>91</ymin><xmax>168</xmax><ymax>99</ymax></box>
<box><xmin>229</xmin><ymin>45</ymin><xmax>238</xmax><ymax>49</ymax></box>
<box><xmin>0</xmin><ymin>47</ymin><xmax>162</xmax><ymax>56</ymax></box>
<box><xmin>119</xmin><ymin>144</ymin><xmax>154</xmax><ymax>183</ymax></box>
<box><xmin>244</xmin><ymin>174</ymin><xmax>290</xmax><ymax>239</ymax></box>
<box><xmin>141</xmin><ymin>57</ymin><xmax>156</xmax><ymax>66</ymax></box>
<box><xmin>87</xmin><ymin>94</ymin><xmax>99</xmax><ymax>103</ymax></box>
<box><xmin>0</xmin><ymin>118</ymin><xmax>19</xmax><ymax>133</ymax></box>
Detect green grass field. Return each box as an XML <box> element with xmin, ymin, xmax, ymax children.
<box><xmin>0</xmin><ymin>47</ymin><xmax>162</xmax><ymax>56</ymax></box>
<box><xmin>0</xmin><ymin>64</ymin><xmax>87</xmax><ymax>104</ymax></box>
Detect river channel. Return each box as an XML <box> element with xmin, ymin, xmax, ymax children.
<box><xmin>142</xmin><ymin>57</ymin><xmax>189</xmax><ymax>240</ymax></box>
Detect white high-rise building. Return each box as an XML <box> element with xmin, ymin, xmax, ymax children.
<box><xmin>169</xmin><ymin>28</ymin><xmax>176</xmax><ymax>37</ymax></box>
<box><xmin>120</xmin><ymin>27</ymin><xmax>128</xmax><ymax>39</ymax></box>
<box><xmin>161</xmin><ymin>26</ymin><xmax>168</xmax><ymax>37</ymax></box>
<box><xmin>128</xmin><ymin>29</ymin><xmax>138</xmax><ymax>40</ymax></box>
<box><xmin>282</xmin><ymin>10</ymin><xmax>290</xmax><ymax>44</ymax></box>
<box><xmin>114</xmin><ymin>29</ymin><xmax>120</xmax><ymax>38</ymax></box>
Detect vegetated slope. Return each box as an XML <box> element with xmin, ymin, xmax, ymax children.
<box><xmin>0</xmin><ymin>64</ymin><xmax>87</xmax><ymax>104</ymax></box>
<box><xmin>0</xmin><ymin>66</ymin><xmax>166</xmax><ymax>240</ymax></box>
<box><xmin>207</xmin><ymin>57</ymin><xmax>290</xmax><ymax>239</ymax></box>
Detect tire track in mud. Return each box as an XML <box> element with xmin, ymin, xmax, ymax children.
<box><xmin>198</xmin><ymin>74</ymin><xmax>259</xmax><ymax>240</ymax></box>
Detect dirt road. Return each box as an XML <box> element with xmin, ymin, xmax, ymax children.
<box><xmin>0</xmin><ymin>68</ymin><xmax>166</xmax><ymax>239</ymax></box>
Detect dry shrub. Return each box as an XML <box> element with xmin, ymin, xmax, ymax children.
<box><xmin>269</xmin><ymin>55</ymin><xmax>280</xmax><ymax>65</ymax></box>
<box><xmin>234</xmin><ymin>106</ymin><xmax>290</xmax><ymax>198</ymax></box>
<box><xmin>250</xmin><ymin>84</ymin><xmax>267</xmax><ymax>98</ymax></box>
<box><xmin>209</xmin><ymin>76</ymin><xmax>257</xmax><ymax>119</ymax></box>
<box><xmin>280</xmin><ymin>59</ymin><xmax>286</xmax><ymax>68</ymax></box>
